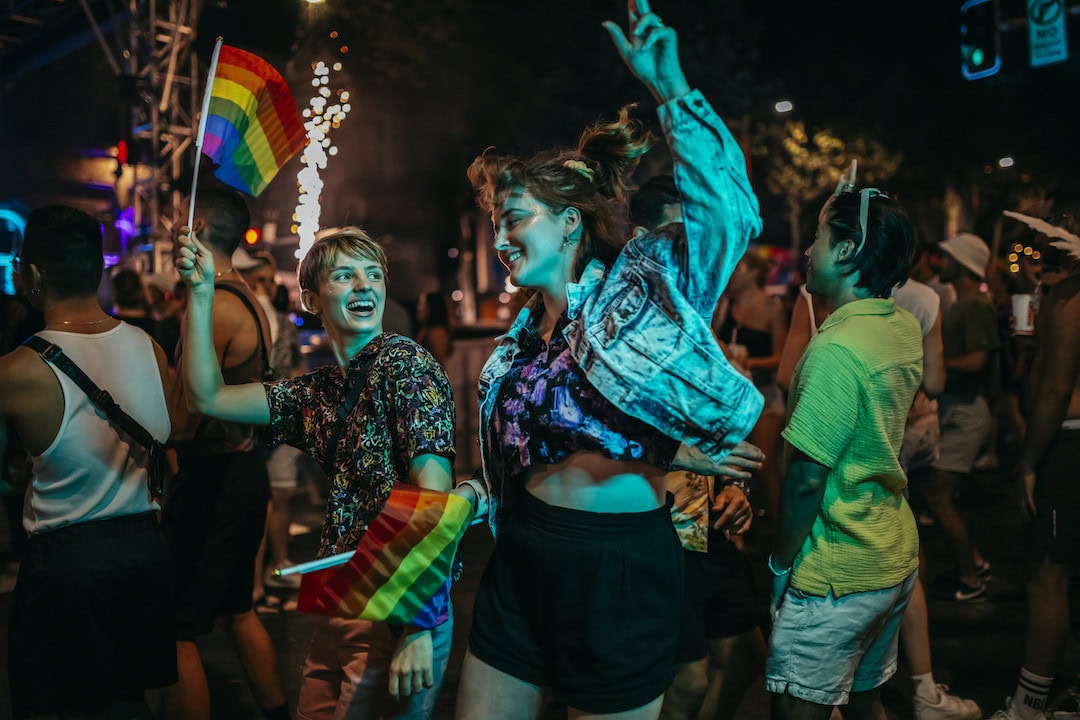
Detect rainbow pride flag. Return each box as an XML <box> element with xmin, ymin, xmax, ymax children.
<box><xmin>297</xmin><ymin>484</ymin><xmax>474</xmax><ymax>628</ymax></box>
<box><xmin>201</xmin><ymin>44</ymin><xmax>305</xmax><ymax>197</ymax></box>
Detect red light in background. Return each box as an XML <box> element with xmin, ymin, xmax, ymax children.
<box><xmin>116</xmin><ymin>140</ymin><xmax>128</xmax><ymax>165</ymax></box>
<box><xmin>243</xmin><ymin>227</ymin><xmax>261</xmax><ymax>245</ymax></box>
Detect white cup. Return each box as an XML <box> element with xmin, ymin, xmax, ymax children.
<box><xmin>1011</xmin><ymin>294</ymin><xmax>1035</xmax><ymax>336</ymax></box>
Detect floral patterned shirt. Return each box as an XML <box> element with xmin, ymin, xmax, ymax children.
<box><xmin>265</xmin><ymin>333</ymin><xmax>455</xmax><ymax>557</ymax></box>
<box><xmin>491</xmin><ymin>312</ymin><xmax>678</xmax><ymax>487</ymax></box>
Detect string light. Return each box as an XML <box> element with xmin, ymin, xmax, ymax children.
<box><xmin>295</xmin><ymin>58</ymin><xmax>353</xmax><ymax>261</ymax></box>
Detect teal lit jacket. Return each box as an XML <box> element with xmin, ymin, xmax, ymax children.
<box><xmin>462</xmin><ymin>89</ymin><xmax>765</xmax><ymax>539</ymax></box>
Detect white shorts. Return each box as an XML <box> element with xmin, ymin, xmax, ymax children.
<box><xmin>766</xmin><ymin>571</ymin><xmax>917</xmax><ymax>706</ymax></box>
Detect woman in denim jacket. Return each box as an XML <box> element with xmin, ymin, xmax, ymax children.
<box><xmin>452</xmin><ymin>3</ymin><xmax>764</xmax><ymax>719</ymax></box>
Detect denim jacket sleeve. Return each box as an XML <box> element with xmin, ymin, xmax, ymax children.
<box><xmin>654</xmin><ymin>89</ymin><xmax>763</xmax><ymax>316</ymax></box>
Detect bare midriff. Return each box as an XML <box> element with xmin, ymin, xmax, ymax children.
<box><xmin>522</xmin><ymin>450</ymin><xmax>668</xmax><ymax>514</ymax></box>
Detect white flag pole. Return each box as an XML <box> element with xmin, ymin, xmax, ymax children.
<box><xmin>273</xmin><ymin>551</ymin><xmax>352</xmax><ymax>577</ymax></box>
<box><xmin>187</xmin><ymin>37</ymin><xmax>224</xmax><ymax>231</ymax></box>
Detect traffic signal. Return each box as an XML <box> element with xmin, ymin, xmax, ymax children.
<box><xmin>961</xmin><ymin>0</ymin><xmax>1002</xmax><ymax>80</ymax></box>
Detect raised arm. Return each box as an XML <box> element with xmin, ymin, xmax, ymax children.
<box><xmin>175</xmin><ymin>231</ymin><xmax>271</xmax><ymax>425</ymax></box>
<box><xmin>605</xmin><ymin>0</ymin><xmax>763</xmax><ymax>315</ymax></box>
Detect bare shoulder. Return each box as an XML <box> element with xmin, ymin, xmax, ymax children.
<box><xmin>0</xmin><ymin>346</ymin><xmax>55</xmax><ymax>413</ymax></box>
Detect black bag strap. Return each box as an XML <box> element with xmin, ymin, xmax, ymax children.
<box><xmin>215</xmin><ymin>282</ymin><xmax>273</xmax><ymax>381</ymax></box>
<box><xmin>22</xmin><ymin>335</ymin><xmax>161</xmax><ymax>452</ymax></box>
<box><xmin>324</xmin><ymin>352</ymin><xmax>380</xmax><ymax>472</ymax></box>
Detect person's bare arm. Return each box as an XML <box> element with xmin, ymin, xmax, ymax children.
<box><xmin>921</xmin><ymin>310</ymin><xmax>945</xmax><ymax>398</ymax></box>
<box><xmin>777</xmin><ymin>294</ymin><xmax>811</xmax><ymax>393</ymax></box>
<box><xmin>175</xmin><ymin>232</ymin><xmax>270</xmax><ymax>425</ymax></box>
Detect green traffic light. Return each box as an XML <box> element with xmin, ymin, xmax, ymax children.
<box><xmin>971</xmin><ymin>47</ymin><xmax>985</xmax><ymax>66</ymax></box>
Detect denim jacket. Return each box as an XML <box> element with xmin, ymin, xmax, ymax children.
<box><xmin>462</xmin><ymin>90</ymin><xmax>764</xmax><ymax>538</ymax></box>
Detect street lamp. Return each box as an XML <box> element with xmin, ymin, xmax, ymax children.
<box><xmin>997</xmin><ymin>155</ymin><xmax>1015</xmax><ymax>168</ymax></box>
<box><xmin>774</xmin><ymin>100</ymin><xmax>794</xmax><ymax>114</ymax></box>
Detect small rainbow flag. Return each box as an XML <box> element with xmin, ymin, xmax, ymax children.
<box><xmin>297</xmin><ymin>484</ymin><xmax>474</xmax><ymax>629</ymax></box>
<box><xmin>199</xmin><ymin>42</ymin><xmax>305</xmax><ymax>197</ymax></box>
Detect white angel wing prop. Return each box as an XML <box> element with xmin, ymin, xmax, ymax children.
<box><xmin>1002</xmin><ymin>210</ymin><xmax>1080</xmax><ymax>260</ymax></box>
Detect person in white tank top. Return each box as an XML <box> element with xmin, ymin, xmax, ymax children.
<box><xmin>0</xmin><ymin>204</ymin><xmax>178</xmax><ymax>719</ymax></box>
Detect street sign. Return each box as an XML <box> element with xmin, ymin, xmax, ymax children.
<box><xmin>1028</xmin><ymin>0</ymin><xmax>1069</xmax><ymax>67</ymax></box>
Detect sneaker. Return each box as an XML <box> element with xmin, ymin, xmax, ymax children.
<box><xmin>265</xmin><ymin>560</ymin><xmax>302</xmax><ymax>589</ymax></box>
<box><xmin>914</xmin><ymin>684</ymin><xmax>980</xmax><ymax>720</ymax></box>
<box><xmin>937</xmin><ymin>576</ymin><xmax>987</xmax><ymax>602</ymax></box>
<box><xmin>976</xmin><ymin>559</ymin><xmax>994</xmax><ymax>582</ymax></box>
<box><xmin>989</xmin><ymin>697</ymin><xmax>1019</xmax><ymax>719</ymax></box>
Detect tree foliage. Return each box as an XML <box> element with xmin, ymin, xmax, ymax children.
<box><xmin>752</xmin><ymin>120</ymin><xmax>903</xmax><ymax>250</ymax></box>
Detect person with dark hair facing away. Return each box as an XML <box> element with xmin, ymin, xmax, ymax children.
<box><xmin>161</xmin><ymin>187</ymin><xmax>289</xmax><ymax>720</ymax></box>
<box><xmin>630</xmin><ymin>176</ymin><xmax>768</xmax><ymax>720</ymax></box>
<box><xmin>176</xmin><ymin>226</ymin><xmax>457</xmax><ymax>719</ymax></box>
<box><xmin>453</xmin><ymin>3</ymin><xmax>764</xmax><ymax>718</ymax></box>
<box><xmin>767</xmin><ymin>188</ymin><xmax>922</xmax><ymax>720</ymax></box>
<box><xmin>111</xmin><ymin>268</ymin><xmax>162</xmax><ymax>340</ymax></box>
<box><xmin>1</xmin><ymin>205</ymin><xmax>177</xmax><ymax>719</ymax></box>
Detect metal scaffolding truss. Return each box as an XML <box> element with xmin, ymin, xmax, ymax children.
<box><xmin>0</xmin><ymin>0</ymin><xmax>205</xmax><ymax>259</ymax></box>
<box><xmin>128</xmin><ymin>0</ymin><xmax>205</xmax><ymax>242</ymax></box>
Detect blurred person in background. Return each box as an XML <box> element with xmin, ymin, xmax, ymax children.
<box><xmin>991</xmin><ymin>223</ymin><xmax>1080</xmax><ymax>720</ymax></box>
<box><xmin>237</xmin><ymin>249</ymin><xmax>308</xmax><ymax>613</ymax></box>
<box><xmin>629</xmin><ymin>174</ymin><xmax>768</xmax><ymax>720</ymax></box>
<box><xmin>111</xmin><ymin>268</ymin><xmax>163</xmax><ymax>342</ymax></box>
<box><xmin>416</xmin><ymin>291</ymin><xmax>454</xmax><ymax>366</ymax></box>
<box><xmin>714</xmin><ymin>252</ymin><xmax>786</xmax><ymax>518</ymax></box>
<box><xmin>925</xmin><ymin>233</ymin><xmax>998</xmax><ymax>603</ymax></box>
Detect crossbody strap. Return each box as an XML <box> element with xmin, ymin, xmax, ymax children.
<box><xmin>23</xmin><ymin>335</ymin><xmax>159</xmax><ymax>450</ymax></box>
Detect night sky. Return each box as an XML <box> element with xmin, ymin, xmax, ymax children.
<box><xmin>0</xmin><ymin>0</ymin><xmax>1077</xmax><ymax>260</ymax></box>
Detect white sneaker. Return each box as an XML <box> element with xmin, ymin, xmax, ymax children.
<box><xmin>988</xmin><ymin>697</ymin><xmax>1020</xmax><ymax>720</ymax></box>
<box><xmin>265</xmin><ymin>560</ymin><xmax>302</xmax><ymax>589</ymax></box>
<box><xmin>914</xmin><ymin>684</ymin><xmax>981</xmax><ymax>720</ymax></box>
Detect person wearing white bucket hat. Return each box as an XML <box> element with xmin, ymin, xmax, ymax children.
<box><xmin>939</xmin><ymin>233</ymin><xmax>990</xmax><ymax>279</ymax></box>
<box><xmin>924</xmin><ymin>232</ymin><xmax>1000</xmax><ymax>603</ymax></box>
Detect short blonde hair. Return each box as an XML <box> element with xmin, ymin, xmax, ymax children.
<box><xmin>298</xmin><ymin>227</ymin><xmax>388</xmax><ymax>295</ymax></box>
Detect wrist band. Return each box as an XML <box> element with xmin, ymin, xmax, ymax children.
<box><xmin>768</xmin><ymin>554</ymin><xmax>792</xmax><ymax>576</ymax></box>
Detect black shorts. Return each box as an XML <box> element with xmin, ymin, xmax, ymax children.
<box><xmin>163</xmin><ymin>450</ymin><xmax>270</xmax><ymax>639</ymax></box>
<box><xmin>469</xmin><ymin>491</ymin><xmax>683</xmax><ymax>714</ymax></box>
<box><xmin>9</xmin><ymin>513</ymin><xmax>177</xmax><ymax>719</ymax></box>
<box><xmin>675</xmin><ymin>536</ymin><xmax>761</xmax><ymax>663</ymax></box>
<box><xmin>1025</xmin><ymin>429</ymin><xmax>1080</xmax><ymax>569</ymax></box>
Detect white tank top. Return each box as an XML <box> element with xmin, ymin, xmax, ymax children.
<box><xmin>25</xmin><ymin>323</ymin><xmax>170</xmax><ymax>534</ymax></box>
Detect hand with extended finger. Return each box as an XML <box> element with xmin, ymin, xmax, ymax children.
<box><xmin>603</xmin><ymin>0</ymin><xmax>690</xmax><ymax>104</ymax></box>
<box><xmin>173</xmin><ymin>229</ymin><xmax>215</xmax><ymax>297</ymax></box>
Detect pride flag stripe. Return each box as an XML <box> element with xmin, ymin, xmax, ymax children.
<box><xmin>297</xmin><ymin>485</ymin><xmax>474</xmax><ymax>628</ymax></box>
<box><xmin>201</xmin><ymin>44</ymin><xmax>305</xmax><ymax>197</ymax></box>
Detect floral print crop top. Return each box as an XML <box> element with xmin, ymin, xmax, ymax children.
<box><xmin>491</xmin><ymin>313</ymin><xmax>678</xmax><ymax>482</ymax></box>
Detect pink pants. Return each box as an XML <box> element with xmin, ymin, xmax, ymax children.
<box><xmin>297</xmin><ymin>612</ymin><xmax>453</xmax><ymax>720</ymax></box>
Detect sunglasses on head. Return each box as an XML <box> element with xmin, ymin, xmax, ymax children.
<box><xmin>855</xmin><ymin>187</ymin><xmax>890</xmax><ymax>256</ymax></box>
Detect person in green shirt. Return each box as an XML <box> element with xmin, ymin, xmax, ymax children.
<box><xmin>767</xmin><ymin>187</ymin><xmax>922</xmax><ymax>720</ymax></box>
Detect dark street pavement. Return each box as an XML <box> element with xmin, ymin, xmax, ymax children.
<box><xmin>1</xmin><ymin>461</ymin><xmax>1078</xmax><ymax>719</ymax></box>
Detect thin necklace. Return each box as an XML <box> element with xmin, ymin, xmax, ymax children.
<box><xmin>52</xmin><ymin>318</ymin><xmax>111</xmax><ymax>326</ymax></box>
